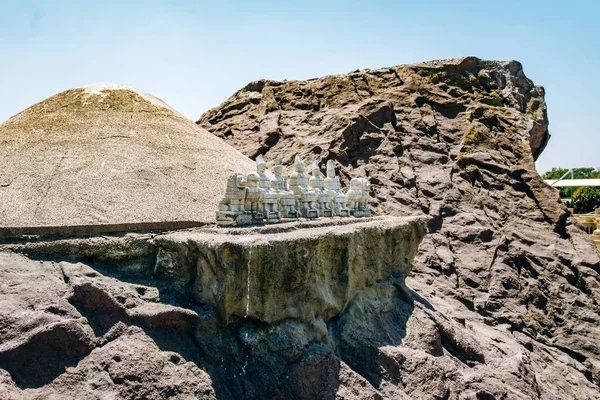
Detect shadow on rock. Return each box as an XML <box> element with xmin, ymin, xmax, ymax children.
<box><xmin>0</xmin><ymin>320</ymin><xmax>95</xmax><ymax>388</ymax></box>
<box><xmin>329</xmin><ymin>281</ymin><xmax>415</xmax><ymax>389</ymax></box>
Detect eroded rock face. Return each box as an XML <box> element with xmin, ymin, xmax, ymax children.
<box><xmin>198</xmin><ymin>57</ymin><xmax>600</xmax><ymax>398</ymax></box>
<box><xmin>0</xmin><ymin>253</ymin><xmax>216</xmax><ymax>399</ymax></box>
<box><xmin>0</xmin><ymin>253</ymin><xmax>95</xmax><ymax>389</ymax></box>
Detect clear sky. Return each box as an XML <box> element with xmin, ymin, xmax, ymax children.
<box><xmin>1</xmin><ymin>0</ymin><xmax>598</xmax><ymax>174</ymax></box>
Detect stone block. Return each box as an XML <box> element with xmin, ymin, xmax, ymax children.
<box><xmin>154</xmin><ymin>216</ymin><xmax>428</xmax><ymax>324</ymax></box>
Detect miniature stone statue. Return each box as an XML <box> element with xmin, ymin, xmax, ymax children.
<box><xmin>216</xmin><ymin>172</ymin><xmax>252</xmax><ymax>226</ymax></box>
<box><xmin>308</xmin><ymin>161</ymin><xmax>332</xmax><ymax>217</ymax></box>
<box><xmin>358</xmin><ymin>178</ymin><xmax>371</xmax><ymax>217</ymax></box>
<box><xmin>215</xmin><ymin>158</ymin><xmax>367</xmax><ymax>225</ymax></box>
<box><xmin>345</xmin><ymin>178</ymin><xmax>363</xmax><ymax>216</ymax></box>
<box><xmin>244</xmin><ymin>172</ymin><xmax>264</xmax><ymax>223</ymax></box>
<box><xmin>288</xmin><ymin>154</ymin><xmax>318</xmax><ymax>218</ymax></box>
<box><xmin>256</xmin><ymin>155</ymin><xmax>280</xmax><ymax>223</ymax></box>
<box><xmin>271</xmin><ymin>161</ymin><xmax>298</xmax><ymax>219</ymax></box>
<box><xmin>323</xmin><ymin>160</ymin><xmax>349</xmax><ymax>217</ymax></box>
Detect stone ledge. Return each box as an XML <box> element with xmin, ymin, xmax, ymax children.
<box><xmin>154</xmin><ymin>216</ymin><xmax>428</xmax><ymax>324</ymax></box>
<box><xmin>0</xmin><ymin>216</ymin><xmax>428</xmax><ymax>326</ymax></box>
<box><xmin>201</xmin><ymin>215</ymin><xmax>405</xmax><ymax>235</ymax></box>
<box><xmin>0</xmin><ymin>221</ymin><xmax>209</xmax><ymax>243</ymax></box>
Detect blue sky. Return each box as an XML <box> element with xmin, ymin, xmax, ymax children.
<box><xmin>1</xmin><ymin>1</ymin><xmax>598</xmax><ymax>173</ymax></box>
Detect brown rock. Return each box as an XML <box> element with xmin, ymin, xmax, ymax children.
<box><xmin>0</xmin><ymin>253</ymin><xmax>218</xmax><ymax>399</ymax></box>
<box><xmin>199</xmin><ymin>57</ymin><xmax>600</xmax><ymax>399</ymax></box>
<box><xmin>27</xmin><ymin>326</ymin><xmax>216</xmax><ymax>400</ymax></box>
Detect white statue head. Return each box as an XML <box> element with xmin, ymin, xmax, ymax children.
<box><xmin>311</xmin><ymin>160</ymin><xmax>321</xmax><ymax>177</ymax></box>
<box><xmin>256</xmin><ymin>155</ymin><xmax>267</xmax><ymax>173</ymax></box>
<box><xmin>350</xmin><ymin>178</ymin><xmax>362</xmax><ymax>190</ymax></box>
<box><xmin>361</xmin><ymin>178</ymin><xmax>370</xmax><ymax>191</ymax></box>
<box><xmin>246</xmin><ymin>172</ymin><xmax>260</xmax><ymax>186</ymax></box>
<box><xmin>295</xmin><ymin>154</ymin><xmax>305</xmax><ymax>173</ymax></box>
<box><xmin>226</xmin><ymin>172</ymin><xmax>246</xmax><ymax>188</ymax></box>
<box><xmin>273</xmin><ymin>160</ymin><xmax>283</xmax><ymax>176</ymax></box>
<box><xmin>326</xmin><ymin>160</ymin><xmax>336</xmax><ymax>178</ymax></box>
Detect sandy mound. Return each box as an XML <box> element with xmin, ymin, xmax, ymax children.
<box><xmin>0</xmin><ymin>85</ymin><xmax>255</xmax><ymax>227</ymax></box>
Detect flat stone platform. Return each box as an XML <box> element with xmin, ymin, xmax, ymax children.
<box><xmin>0</xmin><ymin>221</ymin><xmax>208</xmax><ymax>243</ymax></box>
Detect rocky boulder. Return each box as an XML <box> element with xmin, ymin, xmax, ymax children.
<box><xmin>0</xmin><ymin>252</ymin><xmax>216</xmax><ymax>399</ymax></box>
<box><xmin>199</xmin><ymin>57</ymin><xmax>600</xmax><ymax>399</ymax></box>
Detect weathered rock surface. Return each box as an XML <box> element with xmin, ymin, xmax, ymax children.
<box><xmin>199</xmin><ymin>57</ymin><xmax>600</xmax><ymax>399</ymax></box>
<box><xmin>0</xmin><ymin>217</ymin><xmax>428</xmax><ymax>399</ymax></box>
<box><xmin>0</xmin><ymin>252</ymin><xmax>216</xmax><ymax>399</ymax></box>
<box><xmin>0</xmin><ymin>84</ymin><xmax>254</xmax><ymax>227</ymax></box>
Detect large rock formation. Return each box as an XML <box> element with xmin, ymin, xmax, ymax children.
<box><xmin>0</xmin><ymin>84</ymin><xmax>255</xmax><ymax>227</ymax></box>
<box><xmin>198</xmin><ymin>57</ymin><xmax>600</xmax><ymax>399</ymax></box>
<box><xmin>0</xmin><ymin>217</ymin><xmax>426</xmax><ymax>399</ymax></box>
<box><xmin>1</xmin><ymin>57</ymin><xmax>599</xmax><ymax>399</ymax></box>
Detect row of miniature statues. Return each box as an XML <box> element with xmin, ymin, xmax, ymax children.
<box><xmin>216</xmin><ymin>154</ymin><xmax>371</xmax><ymax>226</ymax></box>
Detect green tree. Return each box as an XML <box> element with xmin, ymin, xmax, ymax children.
<box><xmin>542</xmin><ymin>168</ymin><xmax>571</xmax><ymax>198</ymax></box>
<box><xmin>542</xmin><ymin>167</ymin><xmax>570</xmax><ymax>180</ymax></box>
<box><xmin>572</xmin><ymin>186</ymin><xmax>600</xmax><ymax>213</ymax></box>
<box><xmin>542</xmin><ymin>167</ymin><xmax>600</xmax><ymax>198</ymax></box>
<box><xmin>572</xmin><ymin>168</ymin><xmax>600</xmax><ymax>179</ymax></box>
<box><xmin>542</xmin><ymin>167</ymin><xmax>600</xmax><ymax>180</ymax></box>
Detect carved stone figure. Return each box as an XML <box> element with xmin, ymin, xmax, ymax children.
<box><xmin>324</xmin><ymin>160</ymin><xmax>349</xmax><ymax>217</ymax></box>
<box><xmin>288</xmin><ymin>154</ymin><xmax>318</xmax><ymax>218</ymax></box>
<box><xmin>358</xmin><ymin>178</ymin><xmax>371</xmax><ymax>217</ymax></box>
<box><xmin>216</xmin><ymin>172</ymin><xmax>252</xmax><ymax>226</ymax></box>
<box><xmin>244</xmin><ymin>172</ymin><xmax>264</xmax><ymax>223</ymax></box>
<box><xmin>256</xmin><ymin>155</ymin><xmax>280</xmax><ymax>223</ymax></box>
<box><xmin>271</xmin><ymin>161</ymin><xmax>298</xmax><ymax>219</ymax></box>
<box><xmin>215</xmin><ymin>159</ymin><xmax>367</xmax><ymax>225</ymax></box>
<box><xmin>308</xmin><ymin>161</ymin><xmax>332</xmax><ymax>217</ymax></box>
<box><xmin>345</xmin><ymin>178</ymin><xmax>363</xmax><ymax>217</ymax></box>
